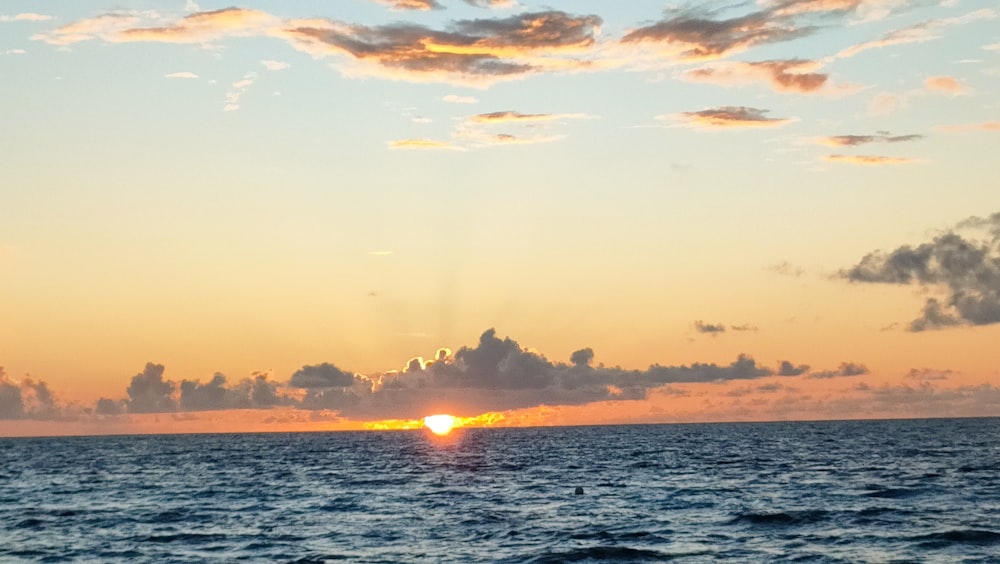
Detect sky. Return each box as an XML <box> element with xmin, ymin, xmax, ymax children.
<box><xmin>1</xmin><ymin>0</ymin><xmax>998</xmax><ymax>436</ymax></box>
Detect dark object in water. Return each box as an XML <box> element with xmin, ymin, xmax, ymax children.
<box><xmin>574</xmin><ymin>487</ymin><xmax>584</xmax><ymax>495</ymax></box>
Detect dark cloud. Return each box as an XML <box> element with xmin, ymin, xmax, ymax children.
<box><xmin>820</xmin><ymin>132</ymin><xmax>923</xmax><ymax>146</ymax></box>
<box><xmin>695</xmin><ymin>321</ymin><xmax>758</xmax><ymax>334</ymax></box>
<box><xmin>808</xmin><ymin>362</ymin><xmax>869</xmax><ymax>379</ymax></box>
<box><xmin>289</xmin><ymin>363</ymin><xmax>356</xmax><ymax>389</ymax></box>
<box><xmin>0</xmin><ymin>368</ymin><xmax>25</xmax><ymax>420</ymax></box>
<box><xmin>570</xmin><ymin>348</ymin><xmax>594</xmax><ymax>367</ymax></box>
<box><xmin>840</xmin><ymin>214</ymin><xmax>1000</xmax><ymax>330</ymax></box>
<box><xmin>291</xmin><ymin>329</ymin><xmax>802</xmax><ymax>419</ymax></box>
<box><xmin>694</xmin><ymin>320</ymin><xmax>726</xmax><ymax>333</ymax></box>
<box><xmin>778</xmin><ymin>360</ymin><xmax>810</xmax><ymax>376</ymax></box>
<box><xmin>676</xmin><ymin>106</ymin><xmax>792</xmax><ymax>128</ymax></box>
<box><xmin>126</xmin><ymin>363</ymin><xmax>177</xmax><ymax>413</ymax></box>
<box><xmin>0</xmin><ymin>368</ymin><xmax>66</xmax><ymax>420</ymax></box>
<box><xmin>622</xmin><ymin>8</ymin><xmax>813</xmax><ymax>60</ymax></box>
<box><xmin>282</xmin><ymin>11</ymin><xmax>601</xmax><ymax>83</ymax></box>
<box><xmin>95</xmin><ymin>397</ymin><xmax>125</xmax><ymax>416</ymax></box>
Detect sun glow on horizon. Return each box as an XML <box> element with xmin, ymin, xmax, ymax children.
<box><xmin>423</xmin><ymin>414</ymin><xmax>457</xmax><ymax>435</ymax></box>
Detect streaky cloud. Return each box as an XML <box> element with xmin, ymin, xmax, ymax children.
<box><xmin>823</xmin><ymin>154</ymin><xmax>913</xmax><ymax>165</ymax></box>
<box><xmin>668</xmin><ymin>106</ymin><xmax>793</xmax><ymax>129</ymax></box>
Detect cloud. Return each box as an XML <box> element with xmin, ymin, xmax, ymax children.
<box><xmin>95</xmin><ymin>397</ymin><xmax>126</xmax><ymax>416</ymax></box>
<box><xmin>868</xmin><ymin>92</ymin><xmax>907</xmax><ymax>116</ymax></box>
<box><xmin>375</xmin><ymin>0</ymin><xmax>443</xmax><ymax>10</ymax></box>
<box><xmin>840</xmin><ymin>212</ymin><xmax>1000</xmax><ymax>330</ymax></box>
<box><xmin>925</xmin><ymin>75</ymin><xmax>966</xmax><ymax>95</ymax></box>
<box><xmin>32</xmin><ymin>13</ymin><xmax>142</xmax><ymax>46</ymax></box>
<box><xmin>1</xmin><ymin>13</ymin><xmax>53</xmax><ymax>23</ymax></box>
<box><xmin>463</xmin><ymin>0</ymin><xmax>516</xmax><ymax>7</ymax></box>
<box><xmin>448</xmin><ymin>110</ymin><xmax>588</xmax><ymax>148</ymax></box>
<box><xmin>94</xmin><ymin>329</ymin><xmax>823</xmax><ymax>420</ymax></box>
<box><xmin>0</xmin><ymin>368</ymin><xmax>25</xmax><ymax>420</ymax></box>
<box><xmin>115</xmin><ymin>8</ymin><xmax>280</xmax><ymax>44</ymax></box>
<box><xmin>3</xmin><ymin>49</ymin><xmax>27</xmax><ymax>55</ymax></box>
<box><xmin>905</xmin><ymin>368</ymin><xmax>953</xmax><ymax>381</ymax></box>
<box><xmin>39</xmin><ymin>8</ymin><xmax>604</xmax><ymax>86</ymax></box>
<box><xmin>443</xmin><ymin>94</ymin><xmax>478</xmax><ymax>104</ymax></box>
<box><xmin>621</xmin><ymin>8</ymin><xmax>812</xmax><ymax>61</ymax></box>
<box><xmin>279</xmin><ymin>10</ymin><xmax>603</xmax><ymax>86</ymax></box>
<box><xmin>180</xmin><ymin>372</ymin><xmax>290</xmax><ymax>410</ymax></box>
<box><xmin>832</xmin><ymin>8</ymin><xmax>996</xmax><ymax>60</ymax></box>
<box><xmin>808</xmin><ymin>362</ymin><xmax>869</xmax><ymax>379</ymax></box>
<box><xmin>681</xmin><ymin>59</ymin><xmax>830</xmax><ymax>94</ymax></box>
<box><xmin>165</xmin><ymin>71</ymin><xmax>198</xmax><ymax>79</ymax></box>
<box><xmin>0</xmin><ymin>368</ymin><xmax>68</xmax><ymax>421</ymax></box>
<box><xmin>289</xmin><ymin>363</ymin><xmax>356</xmax><ymax>388</ymax></box>
<box><xmin>694</xmin><ymin>320</ymin><xmax>726</xmax><ymax>334</ymax></box>
<box><xmin>766</xmin><ymin>261</ymin><xmax>805</xmax><ymax>277</ymax></box>
<box><xmin>817</xmin><ymin>132</ymin><xmax>922</xmax><ymax>147</ymax></box>
<box><xmin>935</xmin><ymin>121</ymin><xmax>1000</xmax><ymax>133</ymax></box>
<box><xmin>777</xmin><ymin>361</ymin><xmax>811</xmax><ymax>376</ymax></box>
<box><xmin>224</xmin><ymin>71</ymin><xmax>256</xmax><ymax>111</ymax></box>
<box><xmin>261</xmin><ymin>59</ymin><xmax>289</xmax><ymax>71</ymax></box>
<box><xmin>470</xmin><ymin>111</ymin><xmax>588</xmax><ymax>124</ymax></box>
<box><xmin>126</xmin><ymin>363</ymin><xmax>177</xmax><ymax>413</ymax></box>
<box><xmin>667</xmin><ymin>106</ymin><xmax>793</xmax><ymax>129</ymax></box>
<box><xmin>823</xmin><ymin>154</ymin><xmax>913</xmax><ymax>165</ymax></box>
<box><xmin>388</xmin><ymin>139</ymin><xmax>463</xmax><ymax>150</ymax></box>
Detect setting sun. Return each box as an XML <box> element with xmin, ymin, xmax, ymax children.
<box><xmin>423</xmin><ymin>414</ymin><xmax>457</xmax><ymax>436</ymax></box>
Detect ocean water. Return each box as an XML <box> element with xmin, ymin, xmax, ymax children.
<box><xmin>2</xmin><ymin>418</ymin><xmax>999</xmax><ymax>563</ymax></box>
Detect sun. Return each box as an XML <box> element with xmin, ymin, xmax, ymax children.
<box><xmin>423</xmin><ymin>414</ymin><xmax>457</xmax><ymax>436</ymax></box>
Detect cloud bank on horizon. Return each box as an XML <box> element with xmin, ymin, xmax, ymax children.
<box><xmin>1</xmin><ymin>327</ymin><xmax>872</xmax><ymax>421</ymax></box>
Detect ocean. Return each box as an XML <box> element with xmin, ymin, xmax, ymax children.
<box><xmin>2</xmin><ymin>418</ymin><xmax>999</xmax><ymax>562</ymax></box>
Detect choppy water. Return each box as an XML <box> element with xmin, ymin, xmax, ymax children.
<box><xmin>2</xmin><ymin>418</ymin><xmax>999</xmax><ymax>563</ymax></box>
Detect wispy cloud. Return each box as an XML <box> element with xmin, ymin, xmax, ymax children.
<box><xmin>925</xmin><ymin>75</ymin><xmax>966</xmax><ymax>95</ymax></box>
<box><xmin>824</xmin><ymin>154</ymin><xmax>913</xmax><ymax>165</ymax></box>
<box><xmin>694</xmin><ymin>320</ymin><xmax>727</xmax><ymax>334</ymax></box>
<box><xmin>470</xmin><ymin>111</ymin><xmax>589</xmax><ymax>124</ymax></box>
<box><xmin>261</xmin><ymin>59</ymin><xmax>289</xmax><ymax>71</ymax></box>
<box><xmin>388</xmin><ymin>139</ymin><xmax>464</xmax><ymax>150</ymax></box>
<box><xmin>831</xmin><ymin>8</ymin><xmax>996</xmax><ymax>60</ymax></box>
<box><xmin>1</xmin><ymin>13</ymin><xmax>53</xmax><ymax>23</ymax></box>
<box><xmin>766</xmin><ymin>261</ymin><xmax>805</xmax><ymax>277</ymax></box>
<box><xmin>165</xmin><ymin>71</ymin><xmax>198</xmax><ymax>79</ymax></box>
<box><xmin>667</xmin><ymin>106</ymin><xmax>793</xmax><ymax>129</ymax></box>
<box><xmin>224</xmin><ymin>71</ymin><xmax>257</xmax><ymax>111</ymax></box>
<box><xmin>680</xmin><ymin>59</ymin><xmax>830</xmax><ymax>94</ymax></box>
<box><xmin>443</xmin><ymin>94</ymin><xmax>478</xmax><ymax>104</ymax></box>
<box><xmin>374</xmin><ymin>0</ymin><xmax>443</xmax><ymax>10</ymax></box>
<box><xmin>816</xmin><ymin>132</ymin><xmax>922</xmax><ymax>147</ymax></box>
<box><xmin>934</xmin><ymin>121</ymin><xmax>1000</xmax><ymax>133</ymax></box>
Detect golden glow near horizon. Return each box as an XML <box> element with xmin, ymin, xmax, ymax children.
<box><xmin>423</xmin><ymin>414</ymin><xmax>458</xmax><ymax>435</ymax></box>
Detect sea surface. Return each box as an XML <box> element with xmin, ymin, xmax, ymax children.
<box><xmin>2</xmin><ymin>418</ymin><xmax>999</xmax><ymax>563</ymax></box>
